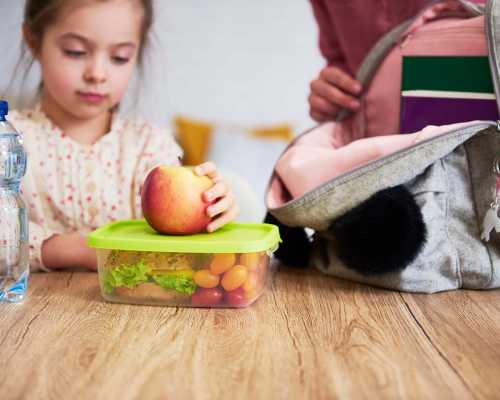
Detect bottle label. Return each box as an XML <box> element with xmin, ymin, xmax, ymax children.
<box><xmin>0</xmin><ymin>204</ymin><xmax>27</xmax><ymax>245</ymax></box>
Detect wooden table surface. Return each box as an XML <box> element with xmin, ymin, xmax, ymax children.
<box><xmin>1</xmin><ymin>268</ymin><xmax>500</xmax><ymax>400</ymax></box>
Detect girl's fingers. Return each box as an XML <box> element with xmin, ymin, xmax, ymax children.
<box><xmin>210</xmin><ymin>171</ymin><xmax>223</xmax><ymax>183</ymax></box>
<box><xmin>206</xmin><ymin>192</ymin><xmax>234</xmax><ymax>218</ymax></box>
<box><xmin>194</xmin><ymin>161</ymin><xmax>216</xmax><ymax>175</ymax></box>
<box><xmin>195</xmin><ymin>161</ymin><xmax>222</xmax><ymax>182</ymax></box>
<box><xmin>194</xmin><ymin>162</ymin><xmax>237</xmax><ymax>231</ymax></box>
<box><xmin>203</xmin><ymin>181</ymin><xmax>228</xmax><ymax>202</ymax></box>
<box><xmin>207</xmin><ymin>204</ymin><xmax>239</xmax><ymax>232</ymax></box>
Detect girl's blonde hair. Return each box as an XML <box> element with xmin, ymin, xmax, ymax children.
<box><xmin>8</xmin><ymin>0</ymin><xmax>153</xmax><ymax>103</ymax></box>
<box><xmin>23</xmin><ymin>0</ymin><xmax>153</xmax><ymax>63</ymax></box>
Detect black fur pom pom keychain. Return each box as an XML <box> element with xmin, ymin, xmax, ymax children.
<box><xmin>329</xmin><ymin>185</ymin><xmax>427</xmax><ymax>275</ymax></box>
<box><xmin>265</xmin><ymin>185</ymin><xmax>426</xmax><ymax>275</ymax></box>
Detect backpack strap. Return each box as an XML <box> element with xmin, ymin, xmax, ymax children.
<box><xmin>459</xmin><ymin>0</ymin><xmax>486</xmax><ymax>15</ymax></box>
<box><xmin>335</xmin><ymin>17</ymin><xmax>414</xmax><ymax>122</ymax></box>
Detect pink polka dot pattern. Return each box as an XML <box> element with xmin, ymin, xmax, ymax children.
<box><xmin>9</xmin><ymin>105</ymin><xmax>183</xmax><ymax>271</ymax></box>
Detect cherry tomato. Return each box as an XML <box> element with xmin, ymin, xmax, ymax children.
<box><xmin>210</xmin><ymin>253</ymin><xmax>236</xmax><ymax>275</ymax></box>
<box><xmin>243</xmin><ymin>287</ymin><xmax>260</xmax><ymax>301</ymax></box>
<box><xmin>193</xmin><ymin>269</ymin><xmax>220</xmax><ymax>288</ymax></box>
<box><xmin>221</xmin><ymin>265</ymin><xmax>248</xmax><ymax>291</ymax></box>
<box><xmin>260</xmin><ymin>256</ymin><xmax>270</xmax><ymax>275</ymax></box>
<box><xmin>191</xmin><ymin>287</ymin><xmax>223</xmax><ymax>307</ymax></box>
<box><xmin>224</xmin><ymin>287</ymin><xmax>251</xmax><ymax>307</ymax></box>
<box><xmin>239</xmin><ymin>252</ymin><xmax>261</xmax><ymax>272</ymax></box>
<box><xmin>242</xmin><ymin>273</ymin><xmax>258</xmax><ymax>293</ymax></box>
<box><xmin>243</xmin><ymin>273</ymin><xmax>264</xmax><ymax>301</ymax></box>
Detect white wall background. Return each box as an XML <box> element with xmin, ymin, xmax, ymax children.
<box><xmin>0</xmin><ymin>0</ymin><xmax>323</xmax><ymax>220</ymax></box>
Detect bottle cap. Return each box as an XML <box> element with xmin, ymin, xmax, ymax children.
<box><xmin>0</xmin><ymin>100</ymin><xmax>8</xmax><ymax>120</ymax></box>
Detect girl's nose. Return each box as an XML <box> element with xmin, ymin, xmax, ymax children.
<box><xmin>84</xmin><ymin>57</ymin><xmax>107</xmax><ymax>84</ymax></box>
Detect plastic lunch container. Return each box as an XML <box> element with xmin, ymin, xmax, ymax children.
<box><xmin>88</xmin><ymin>220</ymin><xmax>281</xmax><ymax>308</ymax></box>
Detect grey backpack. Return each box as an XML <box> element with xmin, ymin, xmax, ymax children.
<box><xmin>265</xmin><ymin>0</ymin><xmax>500</xmax><ymax>293</ymax></box>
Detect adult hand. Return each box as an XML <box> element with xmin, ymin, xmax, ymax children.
<box><xmin>308</xmin><ymin>66</ymin><xmax>363</xmax><ymax>122</ymax></box>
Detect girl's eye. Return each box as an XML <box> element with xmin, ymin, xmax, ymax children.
<box><xmin>112</xmin><ymin>56</ymin><xmax>130</xmax><ymax>65</ymax></box>
<box><xmin>64</xmin><ymin>49</ymin><xmax>86</xmax><ymax>58</ymax></box>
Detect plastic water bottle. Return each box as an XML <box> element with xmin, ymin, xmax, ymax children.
<box><xmin>0</xmin><ymin>100</ymin><xmax>28</xmax><ymax>302</ymax></box>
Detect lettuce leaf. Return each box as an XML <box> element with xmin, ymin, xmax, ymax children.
<box><xmin>152</xmin><ymin>273</ymin><xmax>196</xmax><ymax>295</ymax></box>
<box><xmin>103</xmin><ymin>261</ymin><xmax>152</xmax><ymax>294</ymax></box>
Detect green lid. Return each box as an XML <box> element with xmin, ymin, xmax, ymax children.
<box><xmin>88</xmin><ymin>219</ymin><xmax>281</xmax><ymax>253</ymax></box>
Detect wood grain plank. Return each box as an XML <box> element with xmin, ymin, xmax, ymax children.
<box><xmin>0</xmin><ymin>270</ymin><xmax>480</xmax><ymax>400</ymax></box>
<box><xmin>402</xmin><ymin>289</ymin><xmax>500</xmax><ymax>400</ymax></box>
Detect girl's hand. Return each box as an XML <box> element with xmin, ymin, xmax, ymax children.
<box><xmin>194</xmin><ymin>161</ymin><xmax>239</xmax><ymax>232</ymax></box>
<box><xmin>308</xmin><ymin>66</ymin><xmax>362</xmax><ymax>122</ymax></box>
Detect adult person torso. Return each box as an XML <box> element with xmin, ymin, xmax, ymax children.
<box><xmin>310</xmin><ymin>0</ymin><xmax>431</xmax><ymax>75</ymax></box>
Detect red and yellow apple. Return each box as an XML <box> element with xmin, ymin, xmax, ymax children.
<box><xmin>141</xmin><ymin>165</ymin><xmax>214</xmax><ymax>235</ymax></box>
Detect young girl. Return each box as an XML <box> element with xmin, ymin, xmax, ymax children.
<box><xmin>9</xmin><ymin>0</ymin><xmax>238</xmax><ymax>272</ymax></box>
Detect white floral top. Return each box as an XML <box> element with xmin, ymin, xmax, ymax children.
<box><xmin>9</xmin><ymin>106</ymin><xmax>182</xmax><ymax>271</ymax></box>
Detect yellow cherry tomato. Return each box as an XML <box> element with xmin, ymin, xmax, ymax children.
<box><xmin>221</xmin><ymin>265</ymin><xmax>248</xmax><ymax>291</ymax></box>
<box><xmin>239</xmin><ymin>252</ymin><xmax>261</xmax><ymax>272</ymax></box>
<box><xmin>242</xmin><ymin>274</ymin><xmax>258</xmax><ymax>293</ymax></box>
<box><xmin>244</xmin><ymin>274</ymin><xmax>265</xmax><ymax>300</ymax></box>
<box><xmin>193</xmin><ymin>269</ymin><xmax>220</xmax><ymax>288</ymax></box>
<box><xmin>243</xmin><ymin>286</ymin><xmax>262</xmax><ymax>301</ymax></box>
<box><xmin>260</xmin><ymin>256</ymin><xmax>270</xmax><ymax>275</ymax></box>
<box><xmin>210</xmin><ymin>253</ymin><xmax>236</xmax><ymax>275</ymax></box>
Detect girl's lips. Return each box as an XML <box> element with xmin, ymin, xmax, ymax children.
<box><xmin>77</xmin><ymin>92</ymin><xmax>107</xmax><ymax>104</ymax></box>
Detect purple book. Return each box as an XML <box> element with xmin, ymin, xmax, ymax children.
<box><xmin>400</xmin><ymin>56</ymin><xmax>499</xmax><ymax>133</ymax></box>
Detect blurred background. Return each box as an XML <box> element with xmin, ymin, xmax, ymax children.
<box><xmin>0</xmin><ymin>0</ymin><xmax>323</xmax><ymax>220</ymax></box>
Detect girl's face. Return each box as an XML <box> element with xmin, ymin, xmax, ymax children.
<box><xmin>36</xmin><ymin>0</ymin><xmax>144</xmax><ymax>121</ymax></box>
